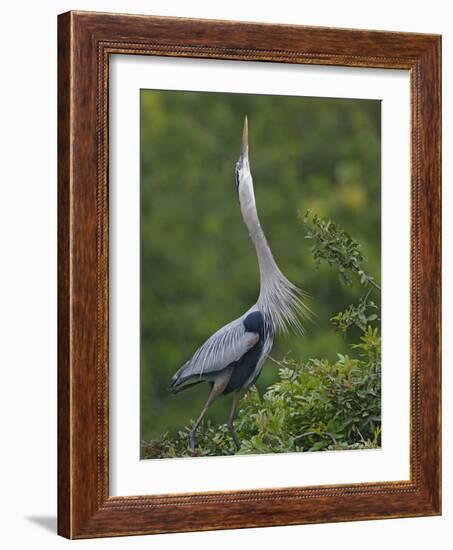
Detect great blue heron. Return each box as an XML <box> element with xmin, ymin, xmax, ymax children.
<box><xmin>169</xmin><ymin>116</ymin><xmax>309</xmax><ymax>451</ymax></box>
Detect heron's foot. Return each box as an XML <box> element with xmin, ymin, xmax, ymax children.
<box><xmin>228</xmin><ymin>423</ymin><xmax>241</xmax><ymax>451</ymax></box>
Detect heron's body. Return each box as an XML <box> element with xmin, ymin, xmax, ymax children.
<box><xmin>169</xmin><ymin>117</ymin><xmax>309</xmax><ymax>451</ymax></box>
<box><xmin>223</xmin><ymin>311</ymin><xmax>267</xmax><ymax>394</ymax></box>
<box><xmin>170</xmin><ymin>310</ymin><xmax>270</xmax><ymax>395</ymax></box>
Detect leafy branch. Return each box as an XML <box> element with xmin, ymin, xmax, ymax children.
<box><xmin>301</xmin><ymin>209</ymin><xmax>381</xmax><ymax>334</ymax></box>
<box><xmin>301</xmin><ymin>209</ymin><xmax>380</xmax><ymax>291</ymax></box>
<box><xmin>330</xmin><ymin>289</ymin><xmax>379</xmax><ymax>334</ymax></box>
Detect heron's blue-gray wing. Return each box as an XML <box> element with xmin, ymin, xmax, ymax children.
<box><xmin>170</xmin><ymin>314</ymin><xmax>259</xmax><ymax>389</ymax></box>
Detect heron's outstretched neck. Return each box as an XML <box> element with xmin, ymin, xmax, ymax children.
<box><xmin>239</xmin><ymin>190</ymin><xmax>280</xmax><ymax>283</ymax></box>
<box><xmin>239</xmin><ymin>177</ymin><xmax>307</xmax><ymax>335</ymax></box>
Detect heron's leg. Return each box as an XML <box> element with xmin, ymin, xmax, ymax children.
<box><xmin>189</xmin><ymin>392</ymin><xmax>216</xmax><ymax>452</ymax></box>
<box><xmin>227</xmin><ymin>392</ymin><xmax>242</xmax><ymax>450</ymax></box>
<box><xmin>189</xmin><ymin>368</ymin><xmax>232</xmax><ymax>452</ymax></box>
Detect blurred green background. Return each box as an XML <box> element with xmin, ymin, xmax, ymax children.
<box><xmin>140</xmin><ymin>89</ymin><xmax>381</xmax><ymax>446</ymax></box>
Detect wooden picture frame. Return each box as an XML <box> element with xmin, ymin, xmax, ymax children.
<box><xmin>58</xmin><ymin>10</ymin><xmax>441</xmax><ymax>539</ymax></box>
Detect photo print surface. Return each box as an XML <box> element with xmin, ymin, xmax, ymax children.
<box><xmin>140</xmin><ymin>90</ymin><xmax>381</xmax><ymax>459</ymax></box>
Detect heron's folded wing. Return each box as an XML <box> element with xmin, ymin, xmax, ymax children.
<box><xmin>174</xmin><ymin>316</ymin><xmax>259</xmax><ymax>382</ymax></box>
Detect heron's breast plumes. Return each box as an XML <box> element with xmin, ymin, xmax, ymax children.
<box><xmin>258</xmin><ymin>271</ymin><xmax>311</xmax><ymax>335</ymax></box>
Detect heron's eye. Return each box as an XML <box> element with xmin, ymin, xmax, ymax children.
<box><xmin>234</xmin><ymin>166</ymin><xmax>240</xmax><ymax>190</ymax></box>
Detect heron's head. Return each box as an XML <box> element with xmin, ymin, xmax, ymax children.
<box><xmin>235</xmin><ymin>116</ymin><xmax>252</xmax><ymax>189</ymax></box>
<box><xmin>235</xmin><ymin>116</ymin><xmax>255</xmax><ymax>207</ymax></box>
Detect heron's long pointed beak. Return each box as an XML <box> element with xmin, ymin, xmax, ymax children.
<box><xmin>240</xmin><ymin>115</ymin><xmax>249</xmax><ymax>160</ymax></box>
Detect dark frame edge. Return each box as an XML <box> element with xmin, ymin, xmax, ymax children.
<box><xmin>57</xmin><ymin>10</ymin><xmax>73</xmax><ymax>540</ymax></box>
<box><xmin>419</xmin><ymin>33</ymin><xmax>442</xmax><ymax>516</ymax></box>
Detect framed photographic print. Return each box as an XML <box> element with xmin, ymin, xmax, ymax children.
<box><xmin>58</xmin><ymin>11</ymin><xmax>441</xmax><ymax>538</ymax></box>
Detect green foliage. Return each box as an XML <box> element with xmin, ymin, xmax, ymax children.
<box><xmin>238</xmin><ymin>335</ymin><xmax>381</xmax><ymax>455</ymax></box>
<box><xmin>302</xmin><ymin>210</ymin><xmax>381</xmax><ymax>335</ymax></box>
<box><xmin>302</xmin><ymin>210</ymin><xmax>380</xmax><ymax>290</ymax></box>
<box><xmin>331</xmin><ymin>293</ymin><xmax>379</xmax><ymax>333</ymax></box>
<box><xmin>142</xmin><ymin>422</ymin><xmax>239</xmax><ymax>458</ymax></box>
